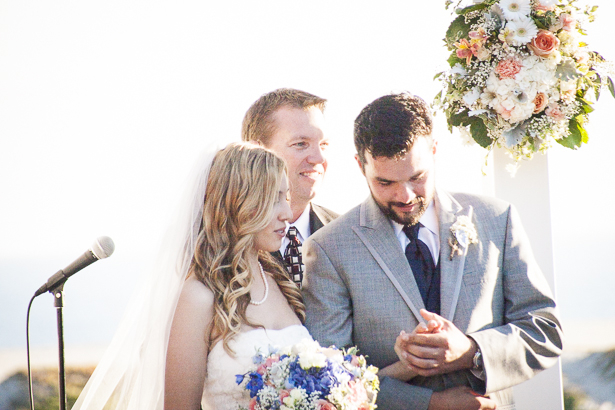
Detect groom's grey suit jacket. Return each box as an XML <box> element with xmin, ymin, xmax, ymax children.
<box><xmin>303</xmin><ymin>190</ymin><xmax>563</xmax><ymax>410</ymax></box>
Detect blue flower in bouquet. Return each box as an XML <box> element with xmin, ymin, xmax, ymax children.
<box><xmin>245</xmin><ymin>372</ymin><xmax>264</xmax><ymax>398</ymax></box>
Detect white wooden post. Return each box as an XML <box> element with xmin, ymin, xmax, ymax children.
<box><xmin>492</xmin><ymin>149</ymin><xmax>564</xmax><ymax>410</ymax></box>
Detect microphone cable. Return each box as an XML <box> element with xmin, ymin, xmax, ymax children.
<box><xmin>26</xmin><ymin>294</ymin><xmax>36</xmax><ymax>410</ymax></box>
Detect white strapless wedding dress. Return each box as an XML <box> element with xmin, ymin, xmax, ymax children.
<box><xmin>202</xmin><ymin>324</ymin><xmax>312</xmax><ymax>410</ymax></box>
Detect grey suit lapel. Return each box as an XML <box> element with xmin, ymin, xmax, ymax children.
<box><xmin>437</xmin><ymin>190</ymin><xmax>471</xmax><ymax>322</ymax></box>
<box><xmin>352</xmin><ymin>197</ymin><xmax>426</xmax><ymax>324</ymax></box>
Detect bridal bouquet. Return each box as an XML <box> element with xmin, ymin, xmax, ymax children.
<box><xmin>236</xmin><ymin>339</ymin><xmax>379</xmax><ymax>410</ymax></box>
<box><xmin>435</xmin><ymin>0</ymin><xmax>614</xmax><ymax>164</ymax></box>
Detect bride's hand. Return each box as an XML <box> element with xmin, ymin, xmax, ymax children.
<box><xmin>377</xmin><ymin>360</ymin><xmax>418</xmax><ymax>382</ymax></box>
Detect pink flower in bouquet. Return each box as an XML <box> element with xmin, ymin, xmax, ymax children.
<box><xmin>350</xmin><ymin>355</ymin><xmax>360</xmax><ymax>367</ymax></box>
<box><xmin>574</xmin><ymin>50</ymin><xmax>590</xmax><ymax>65</ymax></box>
<box><xmin>346</xmin><ymin>380</ymin><xmax>369</xmax><ymax>407</ymax></box>
<box><xmin>265</xmin><ymin>357</ymin><xmax>279</xmax><ymax>367</ymax></box>
<box><xmin>496</xmin><ymin>59</ymin><xmax>522</xmax><ymax>79</ymax></box>
<box><xmin>529</xmin><ymin>30</ymin><xmax>560</xmax><ymax>57</ymax></box>
<box><xmin>535</xmin><ymin>3</ymin><xmax>555</xmax><ymax>12</ymax></box>
<box><xmin>546</xmin><ymin>103</ymin><xmax>566</xmax><ymax>121</ymax></box>
<box><xmin>249</xmin><ymin>397</ymin><xmax>258</xmax><ymax>410</ymax></box>
<box><xmin>455</xmin><ymin>38</ymin><xmax>475</xmax><ymax>65</ymax></box>
<box><xmin>495</xmin><ymin>103</ymin><xmax>513</xmax><ymax>120</ymax></box>
<box><xmin>316</xmin><ymin>399</ymin><xmax>336</xmax><ymax>410</ymax></box>
<box><xmin>560</xmin><ymin>13</ymin><xmax>576</xmax><ymax>32</ymax></box>
<box><xmin>533</xmin><ymin>92</ymin><xmax>549</xmax><ymax>114</ymax></box>
<box><xmin>279</xmin><ymin>390</ymin><xmax>291</xmax><ymax>401</ymax></box>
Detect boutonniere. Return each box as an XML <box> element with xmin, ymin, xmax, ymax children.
<box><xmin>449</xmin><ymin>214</ymin><xmax>478</xmax><ymax>260</ymax></box>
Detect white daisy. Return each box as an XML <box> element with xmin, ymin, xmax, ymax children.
<box><xmin>506</xmin><ymin>17</ymin><xmax>538</xmax><ymax>45</ymax></box>
<box><xmin>499</xmin><ymin>0</ymin><xmax>531</xmax><ymax>21</ymax></box>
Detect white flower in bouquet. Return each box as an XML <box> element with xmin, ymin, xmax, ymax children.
<box><xmin>499</xmin><ymin>0</ymin><xmax>531</xmax><ymax>20</ymax></box>
<box><xmin>506</xmin><ymin>17</ymin><xmax>538</xmax><ymax>45</ymax></box>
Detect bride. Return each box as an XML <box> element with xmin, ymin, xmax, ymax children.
<box><xmin>73</xmin><ymin>142</ymin><xmax>311</xmax><ymax>410</ymax></box>
<box><xmin>164</xmin><ymin>142</ymin><xmax>309</xmax><ymax>409</ymax></box>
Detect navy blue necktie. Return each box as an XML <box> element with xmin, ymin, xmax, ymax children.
<box><xmin>403</xmin><ymin>223</ymin><xmax>440</xmax><ymax>314</ymax></box>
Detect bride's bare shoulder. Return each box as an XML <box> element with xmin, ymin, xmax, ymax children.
<box><xmin>177</xmin><ymin>275</ymin><xmax>215</xmax><ymax>311</ymax></box>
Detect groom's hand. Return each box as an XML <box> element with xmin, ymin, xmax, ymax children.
<box><xmin>397</xmin><ymin>309</ymin><xmax>477</xmax><ymax>377</ymax></box>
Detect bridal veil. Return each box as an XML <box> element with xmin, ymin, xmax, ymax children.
<box><xmin>73</xmin><ymin>147</ymin><xmax>219</xmax><ymax>410</ymax></box>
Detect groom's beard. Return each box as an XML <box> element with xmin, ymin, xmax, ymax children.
<box><xmin>372</xmin><ymin>194</ymin><xmax>428</xmax><ymax>227</ymax></box>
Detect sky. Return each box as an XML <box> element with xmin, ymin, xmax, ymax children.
<box><xmin>1</xmin><ymin>0</ymin><xmax>614</xmax><ymax>349</ymax></box>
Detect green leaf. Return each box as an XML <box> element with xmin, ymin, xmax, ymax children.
<box><xmin>448</xmin><ymin>52</ymin><xmax>464</xmax><ymax>67</ymax></box>
<box><xmin>533</xmin><ymin>17</ymin><xmax>548</xmax><ymax>30</ymax></box>
<box><xmin>558</xmin><ymin>118</ymin><xmax>586</xmax><ymax>149</ymax></box>
<box><xmin>469</xmin><ymin>117</ymin><xmax>491</xmax><ymax>148</ymax></box>
<box><xmin>448</xmin><ymin>110</ymin><xmax>471</xmax><ymax>127</ymax></box>
<box><xmin>445</xmin><ymin>15</ymin><xmax>471</xmax><ymax>48</ymax></box>
<box><xmin>595</xmin><ymin>72</ymin><xmax>602</xmax><ymax>101</ymax></box>
<box><xmin>608</xmin><ymin>76</ymin><xmax>615</xmax><ymax>99</ymax></box>
<box><xmin>457</xmin><ymin>2</ymin><xmax>491</xmax><ymax>15</ymax></box>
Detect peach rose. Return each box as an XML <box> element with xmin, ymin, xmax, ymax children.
<box><xmin>533</xmin><ymin>92</ymin><xmax>549</xmax><ymax>114</ymax></box>
<box><xmin>528</xmin><ymin>30</ymin><xmax>560</xmax><ymax>57</ymax></box>
<box><xmin>496</xmin><ymin>59</ymin><xmax>522</xmax><ymax>79</ymax></box>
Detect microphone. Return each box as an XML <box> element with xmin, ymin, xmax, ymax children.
<box><xmin>34</xmin><ymin>236</ymin><xmax>115</xmax><ymax>297</ymax></box>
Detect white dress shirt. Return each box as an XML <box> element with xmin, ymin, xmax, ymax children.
<box><xmin>391</xmin><ymin>200</ymin><xmax>440</xmax><ymax>265</ymax></box>
<box><xmin>279</xmin><ymin>205</ymin><xmax>312</xmax><ymax>255</ymax></box>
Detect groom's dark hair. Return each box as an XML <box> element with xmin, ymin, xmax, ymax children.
<box><xmin>354</xmin><ymin>92</ymin><xmax>433</xmax><ymax>168</ymax></box>
<box><xmin>242</xmin><ymin>88</ymin><xmax>327</xmax><ymax>146</ymax></box>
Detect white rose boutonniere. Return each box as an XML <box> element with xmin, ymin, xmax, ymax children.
<box><xmin>449</xmin><ymin>214</ymin><xmax>478</xmax><ymax>260</ymax></box>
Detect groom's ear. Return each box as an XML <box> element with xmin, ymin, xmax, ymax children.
<box><xmin>354</xmin><ymin>154</ymin><xmax>366</xmax><ymax>176</ymax></box>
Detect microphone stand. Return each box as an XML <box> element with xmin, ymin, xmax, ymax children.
<box><xmin>51</xmin><ymin>284</ymin><xmax>67</xmax><ymax>410</ymax></box>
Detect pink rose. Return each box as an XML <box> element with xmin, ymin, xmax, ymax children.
<box><xmin>316</xmin><ymin>399</ymin><xmax>336</xmax><ymax>410</ymax></box>
<box><xmin>546</xmin><ymin>103</ymin><xmax>566</xmax><ymax>122</ymax></box>
<box><xmin>496</xmin><ymin>59</ymin><xmax>522</xmax><ymax>79</ymax></box>
<box><xmin>560</xmin><ymin>13</ymin><xmax>576</xmax><ymax>32</ymax></box>
<box><xmin>528</xmin><ymin>30</ymin><xmax>560</xmax><ymax>57</ymax></box>
<box><xmin>533</xmin><ymin>92</ymin><xmax>549</xmax><ymax>114</ymax></box>
<box><xmin>249</xmin><ymin>397</ymin><xmax>258</xmax><ymax>410</ymax></box>
<box><xmin>279</xmin><ymin>390</ymin><xmax>290</xmax><ymax>401</ymax></box>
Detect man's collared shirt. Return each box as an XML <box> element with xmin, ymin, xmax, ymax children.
<box><xmin>279</xmin><ymin>204</ymin><xmax>311</xmax><ymax>255</ymax></box>
<box><xmin>392</xmin><ymin>200</ymin><xmax>440</xmax><ymax>265</ymax></box>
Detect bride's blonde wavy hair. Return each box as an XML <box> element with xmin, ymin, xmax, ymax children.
<box><xmin>189</xmin><ymin>142</ymin><xmax>305</xmax><ymax>355</ymax></box>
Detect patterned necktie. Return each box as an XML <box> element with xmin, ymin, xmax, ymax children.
<box><xmin>284</xmin><ymin>226</ymin><xmax>304</xmax><ymax>288</ymax></box>
<box><xmin>403</xmin><ymin>223</ymin><xmax>440</xmax><ymax>314</ymax></box>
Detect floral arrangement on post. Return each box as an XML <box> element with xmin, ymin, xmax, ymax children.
<box><xmin>235</xmin><ymin>339</ymin><xmax>379</xmax><ymax>410</ymax></box>
<box><xmin>435</xmin><ymin>0</ymin><xmax>614</xmax><ymax>166</ymax></box>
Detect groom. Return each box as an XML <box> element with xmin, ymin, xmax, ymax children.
<box><xmin>242</xmin><ymin>88</ymin><xmax>338</xmax><ymax>285</ymax></box>
<box><xmin>303</xmin><ymin>93</ymin><xmax>563</xmax><ymax>409</ymax></box>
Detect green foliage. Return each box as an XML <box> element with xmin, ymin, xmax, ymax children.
<box><xmin>469</xmin><ymin>117</ymin><xmax>491</xmax><ymax>148</ymax></box>
<box><xmin>558</xmin><ymin>117</ymin><xmax>587</xmax><ymax>149</ymax></box>
<box><xmin>445</xmin><ymin>15</ymin><xmax>470</xmax><ymax>50</ymax></box>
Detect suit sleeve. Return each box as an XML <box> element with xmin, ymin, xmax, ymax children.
<box><xmin>303</xmin><ymin>237</ymin><xmax>353</xmax><ymax>350</ymax></box>
<box><xmin>468</xmin><ymin>204</ymin><xmax>564</xmax><ymax>395</ymax></box>
<box><xmin>303</xmin><ymin>236</ymin><xmax>434</xmax><ymax>410</ymax></box>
